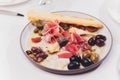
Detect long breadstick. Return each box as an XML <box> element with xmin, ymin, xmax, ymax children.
<box><xmin>28</xmin><ymin>10</ymin><xmax>103</xmax><ymax>28</ymax></box>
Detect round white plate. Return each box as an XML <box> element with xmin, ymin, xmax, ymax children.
<box><xmin>20</xmin><ymin>11</ymin><xmax>113</xmax><ymax>74</ymax></box>
<box><xmin>0</xmin><ymin>0</ymin><xmax>30</xmax><ymax>6</ymax></box>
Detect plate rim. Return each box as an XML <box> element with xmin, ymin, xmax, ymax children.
<box><xmin>0</xmin><ymin>0</ymin><xmax>29</xmax><ymax>6</ymax></box>
<box><xmin>20</xmin><ymin>11</ymin><xmax>113</xmax><ymax>74</ymax></box>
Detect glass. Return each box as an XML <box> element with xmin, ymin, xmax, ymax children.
<box><xmin>38</xmin><ymin>0</ymin><xmax>52</xmax><ymax>5</ymax></box>
<box><xmin>37</xmin><ymin>0</ymin><xmax>74</xmax><ymax>12</ymax></box>
<box><xmin>37</xmin><ymin>0</ymin><xmax>54</xmax><ymax>12</ymax></box>
<box><xmin>107</xmin><ymin>0</ymin><xmax>120</xmax><ymax>23</ymax></box>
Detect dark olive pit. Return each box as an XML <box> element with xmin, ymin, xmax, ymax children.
<box><xmin>26</xmin><ymin>47</ymin><xmax>48</xmax><ymax>63</ymax></box>
<box><xmin>57</xmin><ymin>37</ymin><xmax>68</xmax><ymax>47</ymax></box>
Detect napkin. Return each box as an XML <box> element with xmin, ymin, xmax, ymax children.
<box><xmin>0</xmin><ymin>0</ymin><xmax>13</xmax><ymax>3</ymax></box>
<box><xmin>107</xmin><ymin>0</ymin><xmax>120</xmax><ymax>23</ymax></box>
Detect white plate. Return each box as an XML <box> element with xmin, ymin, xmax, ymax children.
<box><xmin>20</xmin><ymin>11</ymin><xmax>113</xmax><ymax>74</ymax></box>
<box><xmin>0</xmin><ymin>0</ymin><xmax>29</xmax><ymax>6</ymax></box>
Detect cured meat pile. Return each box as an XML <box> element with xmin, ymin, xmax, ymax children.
<box><xmin>40</xmin><ymin>21</ymin><xmax>92</xmax><ymax>58</ymax></box>
<box><xmin>26</xmin><ymin>19</ymin><xmax>106</xmax><ymax>70</ymax></box>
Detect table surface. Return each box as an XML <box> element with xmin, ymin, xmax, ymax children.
<box><xmin>0</xmin><ymin>0</ymin><xmax>120</xmax><ymax>80</ymax></box>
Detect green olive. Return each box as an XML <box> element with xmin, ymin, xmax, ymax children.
<box><xmin>38</xmin><ymin>30</ymin><xmax>42</xmax><ymax>36</ymax></box>
<box><xmin>90</xmin><ymin>53</ymin><xmax>99</xmax><ymax>63</ymax></box>
<box><xmin>36</xmin><ymin>23</ymin><xmax>43</xmax><ymax>28</ymax></box>
<box><xmin>34</xmin><ymin>28</ymin><xmax>39</xmax><ymax>33</ymax></box>
<box><xmin>32</xmin><ymin>21</ymin><xmax>44</xmax><ymax>29</ymax></box>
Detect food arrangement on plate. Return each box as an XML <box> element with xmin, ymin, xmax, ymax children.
<box><xmin>20</xmin><ymin>10</ymin><xmax>112</xmax><ymax>74</ymax></box>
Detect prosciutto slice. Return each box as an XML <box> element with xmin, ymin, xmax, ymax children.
<box><xmin>62</xmin><ymin>33</ymin><xmax>91</xmax><ymax>58</ymax></box>
<box><xmin>69</xmin><ymin>33</ymin><xmax>84</xmax><ymax>44</ymax></box>
<box><xmin>42</xmin><ymin>20</ymin><xmax>64</xmax><ymax>37</ymax></box>
<box><xmin>65</xmin><ymin>43</ymin><xmax>80</xmax><ymax>55</ymax></box>
<box><xmin>44</xmin><ymin>34</ymin><xmax>56</xmax><ymax>43</ymax></box>
<box><xmin>58</xmin><ymin>52</ymin><xmax>73</xmax><ymax>58</ymax></box>
<box><xmin>42</xmin><ymin>20</ymin><xmax>65</xmax><ymax>43</ymax></box>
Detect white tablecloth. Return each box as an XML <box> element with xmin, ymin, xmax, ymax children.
<box><xmin>0</xmin><ymin>0</ymin><xmax>120</xmax><ymax>80</ymax></box>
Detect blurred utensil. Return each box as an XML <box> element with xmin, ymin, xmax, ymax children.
<box><xmin>0</xmin><ymin>10</ymin><xmax>24</xmax><ymax>17</ymax></box>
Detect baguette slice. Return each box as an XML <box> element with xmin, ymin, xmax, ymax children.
<box><xmin>28</xmin><ymin>10</ymin><xmax>103</xmax><ymax>28</ymax></box>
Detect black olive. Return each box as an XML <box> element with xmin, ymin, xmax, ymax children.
<box><xmin>31</xmin><ymin>47</ymin><xmax>42</xmax><ymax>54</ymax></box>
<box><xmin>59</xmin><ymin>23</ymin><xmax>69</xmax><ymax>30</ymax></box>
<box><xmin>26</xmin><ymin>50</ymin><xmax>32</xmax><ymax>55</ymax></box>
<box><xmin>68</xmin><ymin>61</ymin><xmax>80</xmax><ymax>70</ymax></box>
<box><xmin>70</xmin><ymin>55</ymin><xmax>81</xmax><ymax>63</ymax></box>
<box><xmin>81</xmin><ymin>58</ymin><xmax>93</xmax><ymax>67</ymax></box>
<box><xmin>36</xmin><ymin>54</ymin><xmax>41</xmax><ymax>58</ymax></box>
<box><xmin>39</xmin><ymin>52</ymin><xmax>48</xmax><ymax>59</ymax></box>
<box><xmin>95</xmin><ymin>35</ymin><xmax>106</xmax><ymax>41</ymax></box>
<box><xmin>57</xmin><ymin>37</ymin><xmax>68</xmax><ymax>47</ymax></box>
<box><xmin>37</xmin><ymin>26</ymin><xmax>43</xmax><ymax>30</ymax></box>
<box><xmin>88</xmin><ymin>37</ymin><xmax>96</xmax><ymax>46</ymax></box>
<box><xmin>95</xmin><ymin>39</ymin><xmax>105</xmax><ymax>47</ymax></box>
<box><xmin>31</xmin><ymin>47</ymin><xmax>38</xmax><ymax>52</ymax></box>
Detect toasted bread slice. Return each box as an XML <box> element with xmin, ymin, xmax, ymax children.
<box><xmin>28</xmin><ymin>10</ymin><xmax>103</xmax><ymax>28</ymax></box>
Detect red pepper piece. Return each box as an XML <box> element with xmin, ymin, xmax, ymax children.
<box><xmin>31</xmin><ymin>37</ymin><xmax>41</xmax><ymax>43</ymax></box>
<box><xmin>58</xmin><ymin>52</ymin><xmax>73</xmax><ymax>58</ymax></box>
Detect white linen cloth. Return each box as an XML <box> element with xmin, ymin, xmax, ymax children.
<box><xmin>107</xmin><ymin>0</ymin><xmax>120</xmax><ymax>23</ymax></box>
<box><xmin>0</xmin><ymin>0</ymin><xmax>120</xmax><ymax>80</ymax></box>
